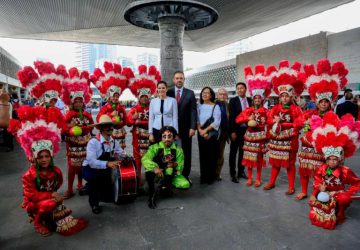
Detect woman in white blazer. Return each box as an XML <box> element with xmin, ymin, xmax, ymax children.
<box><xmin>149</xmin><ymin>81</ymin><xmax>178</xmax><ymax>142</ymax></box>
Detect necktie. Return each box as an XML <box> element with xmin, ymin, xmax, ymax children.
<box><xmin>176</xmin><ymin>89</ymin><xmax>181</xmax><ymax>104</ymax></box>
<box><xmin>242</xmin><ymin>98</ymin><xmax>248</xmax><ymax>110</ymax></box>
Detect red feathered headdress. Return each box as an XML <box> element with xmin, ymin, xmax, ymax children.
<box><xmin>17</xmin><ymin>61</ymin><xmax>64</xmax><ymax>104</ymax></box>
<box><xmin>270</xmin><ymin>60</ymin><xmax>305</xmax><ymax>97</ymax></box>
<box><xmin>61</xmin><ymin>67</ymin><xmax>92</xmax><ymax>105</ymax></box>
<box><xmin>90</xmin><ymin>61</ymin><xmax>129</xmax><ymax>98</ymax></box>
<box><xmin>303</xmin><ymin>58</ymin><xmax>348</xmax><ymax>104</ymax></box>
<box><xmin>129</xmin><ymin>65</ymin><xmax>160</xmax><ymax>98</ymax></box>
<box><xmin>310</xmin><ymin>112</ymin><xmax>360</xmax><ymax>161</ymax></box>
<box><xmin>244</xmin><ymin>64</ymin><xmax>274</xmax><ymax>99</ymax></box>
<box><xmin>7</xmin><ymin>106</ymin><xmax>65</xmax><ymax>159</ymax></box>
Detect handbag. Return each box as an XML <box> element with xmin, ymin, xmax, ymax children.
<box><xmin>201</xmin><ymin>104</ymin><xmax>220</xmax><ymax>140</ymax></box>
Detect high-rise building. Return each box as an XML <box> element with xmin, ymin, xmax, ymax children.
<box><xmin>118</xmin><ymin>56</ymin><xmax>136</xmax><ymax>71</ymax></box>
<box><xmin>75</xmin><ymin>43</ymin><xmax>117</xmax><ymax>73</ymax></box>
<box><xmin>136</xmin><ymin>52</ymin><xmax>159</xmax><ymax>68</ymax></box>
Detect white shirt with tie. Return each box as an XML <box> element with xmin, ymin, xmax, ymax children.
<box><xmin>175</xmin><ymin>86</ymin><xmax>184</xmax><ymax>100</ymax></box>
<box><xmin>149</xmin><ymin>96</ymin><xmax>179</xmax><ymax>133</ymax></box>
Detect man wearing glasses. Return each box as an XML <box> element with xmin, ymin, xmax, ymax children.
<box><xmin>142</xmin><ymin>126</ymin><xmax>189</xmax><ymax>209</ymax></box>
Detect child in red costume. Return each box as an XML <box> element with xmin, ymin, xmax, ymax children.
<box><xmin>127</xmin><ymin>65</ymin><xmax>160</xmax><ymax>186</ymax></box>
<box><xmin>8</xmin><ymin>106</ymin><xmax>87</xmax><ymax>236</ymax></box>
<box><xmin>61</xmin><ymin>67</ymin><xmax>94</xmax><ymax>199</ymax></box>
<box><xmin>296</xmin><ymin>59</ymin><xmax>349</xmax><ymax>200</ymax></box>
<box><xmin>17</xmin><ymin>61</ymin><xmax>65</xmax><ymax>108</ymax></box>
<box><xmin>91</xmin><ymin>62</ymin><xmax>133</xmax><ymax>148</ymax></box>
<box><xmin>235</xmin><ymin>64</ymin><xmax>274</xmax><ymax>187</ymax></box>
<box><xmin>263</xmin><ymin>60</ymin><xmax>305</xmax><ymax>195</ymax></box>
<box><xmin>308</xmin><ymin>112</ymin><xmax>360</xmax><ymax>229</ymax></box>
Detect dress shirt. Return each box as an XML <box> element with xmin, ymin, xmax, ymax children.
<box><xmin>83</xmin><ymin>135</ymin><xmax>125</xmax><ymax>169</ymax></box>
<box><xmin>238</xmin><ymin>96</ymin><xmax>249</xmax><ymax>111</ymax></box>
<box><xmin>197</xmin><ymin>103</ymin><xmax>221</xmax><ymax>130</ymax></box>
<box><xmin>149</xmin><ymin>97</ymin><xmax>178</xmax><ymax>133</ymax></box>
<box><xmin>175</xmin><ymin>86</ymin><xmax>184</xmax><ymax>98</ymax></box>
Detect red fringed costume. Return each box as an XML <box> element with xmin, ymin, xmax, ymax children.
<box><xmin>308</xmin><ymin>112</ymin><xmax>360</xmax><ymax>229</ymax></box>
<box><xmin>8</xmin><ymin>106</ymin><xmax>87</xmax><ymax>236</ymax></box>
<box><xmin>61</xmin><ymin>67</ymin><xmax>94</xmax><ymax>197</ymax></box>
<box><xmin>297</xmin><ymin>59</ymin><xmax>349</xmax><ymax>199</ymax></box>
<box><xmin>264</xmin><ymin>60</ymin><xmax>305</xmax><ymax>194</ymax></box>
<box><xmin>127</xmin><ymin>65</ymin><xmax>160</xmax><ymax>185</ymax></box>
<box><xmin>91</xmin><ymin>62</ymin><xmax>132</xmax><ymax>148</ymax></box>
<box><xmin>235</xmin><ymin>64</ymin><xmax>274</xmax><ymax>186</ymax></box>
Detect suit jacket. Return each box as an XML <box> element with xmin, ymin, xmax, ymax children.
<box><xmin>216</xmin><ymin>101</ymin><xmax>230</xmax><ymax>133</ymax></box>
<box><xmin>167</xmin><ymin>87</ymin><xmax>197</xmax><ymax>136</ymax></box>
<box><xmin>228</xmin><ymin>96</ymin><xmax>252</xmax><ymax>134</ymax></box>
<box><xmin>336</xmin><ymin>101</ymin><xmax>358</xmax><ymax>120</ymax></box>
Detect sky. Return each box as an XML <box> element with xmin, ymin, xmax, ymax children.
<box><xmin>0</xmin><ymin>0</ymin><xmax>360</xmax><ymax>100</ymax></box>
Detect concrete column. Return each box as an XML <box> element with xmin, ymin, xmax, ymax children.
<box><xmin>158</xmin><ymin>17</ymin><xmax>185</xmax><ymax>87</ymax></box>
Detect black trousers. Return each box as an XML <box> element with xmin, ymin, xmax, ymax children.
<box><xmin>198</xmin><ymin>134</ymin><xmax>219</xmax><ymax>183</ymax></box>
<box><xmin>229</xmin><ymin>128</ymin><xmax>246</xmax><ymax>178</ymax></box>
<box><xmin>88</xmin><ymin>168</ymin><xmax>113</xmax><ymax>207</ymax></box>
<box><xmin>3</xmin><ymin>128</ymin><xmax>14</xmax><ymax>149</ymax></box>
<box><xmin>152</xmin><ymin>128</ymin><xmax>162</xmax><ymax>143</ymax></box>
<box><xmin>146</xmin><ymin>171</ymin><xmax>173</xmax><ymax>198</ymax></box>
<box><xmin>180</xmin><ymin>134</ymin><xmax>192</xmax><ymax>178</ymax></box>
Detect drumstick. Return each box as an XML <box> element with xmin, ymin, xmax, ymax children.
<box><xmin>351</xmin><ymin>195</ymin><xmax>360</xmax><ymax>200</ymax></box>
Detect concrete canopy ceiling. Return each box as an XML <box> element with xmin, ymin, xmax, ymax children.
<box><xmin>0</xmin><ymin>0</ymin><xmax>353</xmax><ymax>52</ymax></box>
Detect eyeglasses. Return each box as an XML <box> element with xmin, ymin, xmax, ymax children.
<box><xmin>162</xmin><ymin>134</ymin><xmax>173</xmax><ymax>139</ymax></box>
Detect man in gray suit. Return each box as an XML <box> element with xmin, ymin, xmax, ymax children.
<box><xmin>167</xmin><ymin>71</ymin><xmax>197</xmax><ymax>183</ymax></box>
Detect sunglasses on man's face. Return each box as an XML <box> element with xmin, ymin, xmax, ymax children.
<box><xmin>162</xmin><ymin>134</ymin><xmax>173</xmax><ymax>139</ymax></box>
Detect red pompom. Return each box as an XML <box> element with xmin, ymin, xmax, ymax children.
<box><xmin>266</xmin><ymin>65</ymin><xmax>277</xmax><ymax>76</ymax></box>
<box><xmin>279</xmin><ymin>60</ymin><xmax>289</xmax><ymax>68</ymax></box>
<box><xmin>138</xmin><ymin>65</ymin><xmax>147</xmax><ymax>75</ymax></box>
<box><xmin>113</xmin><ymin>63</ymin><xmax>122</xmax><ymax>74</ymax></box>
<box><xmin>69</xmin><ymin>67</ymin><xmax>80</xmax><ymax>79</ymax></box>
<box><xmin>303</xmin><ymin>64</ymin><xmax>315</xmax><ymax>77</ymax></box>
<box><xmin>104</xmin><ymin>61</ymin><xmax>114</xmax><ymax>73</ymax></box>
<box><xmin>148</xmin><ymin>65</ymin><xmax>157</xmax><ymax>76</ymax></box>
<box><xmin>291</xmin><ymin>61</ymin><xmax>302</xmax><ymax>72</ymax></box>
<box><xmin>317</xmin><ymin>58</ymin><xmax>331</xmax><ymax>75</ymax></box>
<box><xmin>254</xmin><ymin>64</ymin><xmax>265</xmax><ymax>75</ymax></box>
<box><xmin>122</xmin><ymin>67</ymin><xmax>135</xmax><ymax>80</ymax></box>
<box><xmin>56</xmin><ymin>65</ymin><xmax>69</xmax><ymax>79</ymax></box>
<box><xmin>244</xmin><ymin>66</ymin><xmax>253</xmax><ymax>78</ymax></box>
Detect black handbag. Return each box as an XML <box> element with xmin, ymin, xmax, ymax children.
<box><xmin>201</xmin><ymin>104</ymin><xmax>220</xmax><ymax>140</ymax></box>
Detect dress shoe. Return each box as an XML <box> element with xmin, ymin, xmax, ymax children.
<box><xmin>92</xmin><ymin>205</ymin><xmax>102</xmax><ymax>214</ymax></box>
<box><xmin>148</xmin><ymin>196</ymin><xmax>157</xmax><ymax>209</ymax></box>
<box><xmin>5</xmin><ymin>147</ymin><xmax>14</xmax><ymax>152</ymax></box>
<box><xmin>231</xmin><ymin>176</ymin><xmax>239</xmax><ymax>183</ymax></box>
<box><xmin>238</xmin><ymin>173</ymin><xmax>248</xmax><ymax>179</ymax></box>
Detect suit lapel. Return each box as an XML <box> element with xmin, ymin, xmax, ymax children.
<box><xmin>179</xmin><ymin>88</ymin><xmax>187</xmax><ymax>107</ymax></box>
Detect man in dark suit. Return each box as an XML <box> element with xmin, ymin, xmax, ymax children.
<box><xmin>167</xmin><ymin>71</ymin><xmax>197</xmax><ymax>182</ymax></box>
<box><xmin>228</xmin><ymin>82</ymin><xmax>252</xmax><ymax>183</ymax></box>
<box><xmin>336</xmin><ymin>91</ymin><xmax>358</xmax><ymax>120</ymax></box>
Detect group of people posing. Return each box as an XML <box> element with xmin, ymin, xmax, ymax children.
<box><xmin>7</xmin><ymin>58</ymin><xmax>360</xmax><ymax>237</ymax></box>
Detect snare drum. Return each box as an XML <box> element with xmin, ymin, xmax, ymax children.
<box><xmin>112</xmin><ymin>157</ymin><xmax>138</xmax><ymax>203</ymax></box>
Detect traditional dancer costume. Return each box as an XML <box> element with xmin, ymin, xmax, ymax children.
<box><xmin>61</xmin><ymin>67</ymin><xmax>94</xmax><ymax>199</ymax></box>
<box><xmin>127</xmin><ymin>65</ymin><xmax>160</xmax><ymax>186</ymax></box>
<box><xmin>8</xmin><ymin>106</ymin><xmax>87</xmax><ymax>236</ymax></box>
<box><xmin>296</xmin><ymin>59</ymin><xmax>349</xmax><ymax>200</ymax></box>
<box><xmin>264</xmin><ymin>60</ymin><xmax>305</xmax><ymax>195</ymax></box>
<box><xmin>308</xmin><ymin>112</ymin><xmax>360</xmax><ymax>229</ymax></box>
<box><xmin>91</xmin><ymin>62</ymin><xmax>133</xmax><ymax>148</ymax></box>
<box><xmin>235</xmin><ymin>65</ymin><xmax>274</xmax><ymax>187</ymax></box>
<box><xmin>17</xmin><ymin>61</ymin><xmax>64</xmax><ymax>107</ymax></box>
